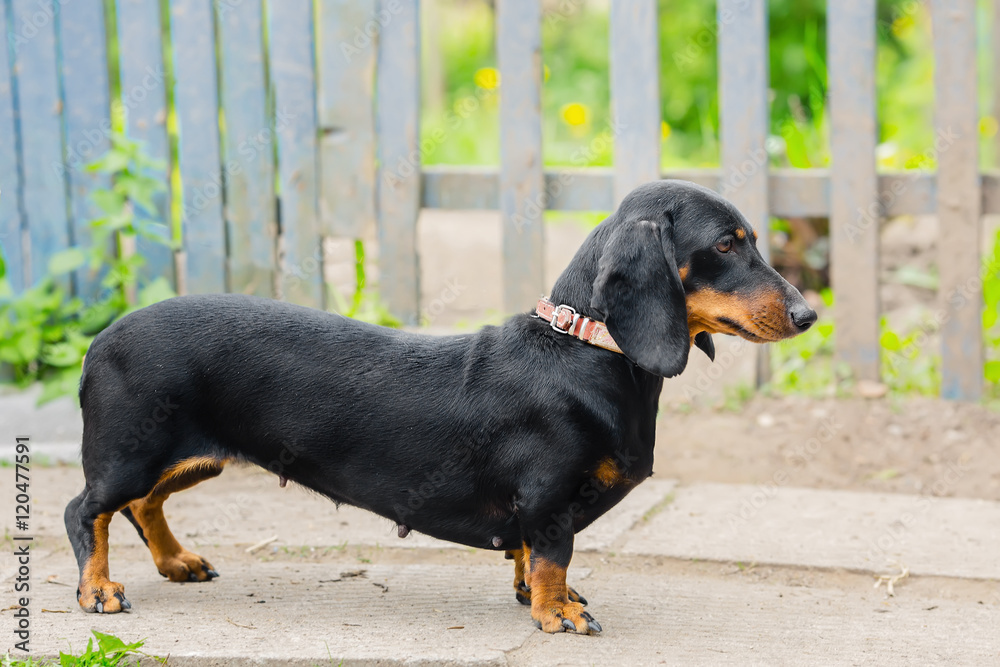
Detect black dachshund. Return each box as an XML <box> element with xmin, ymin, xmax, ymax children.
<box><xmin>66</xmin><ymin>180</ymin><xmax>816</xmax><ymax>634</ymax></box>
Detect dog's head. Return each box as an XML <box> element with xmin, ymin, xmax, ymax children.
<box><xmin>589</xmin><ymin>180</ymin><xmax>816</xmax><ymax>378</ymax></box>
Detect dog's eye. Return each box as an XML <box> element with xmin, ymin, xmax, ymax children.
<box><xmin>716</xmin><ymin>238</ymin><xmax>733</xmax><ymax>253</ymax></box>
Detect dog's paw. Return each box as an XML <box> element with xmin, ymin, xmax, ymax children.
<box><xmin>531</xmin><ymin>600</ymin><xmax>601</xmax><ymax>634</ymax></box>
<box><xmin>77</xmin><ymin>581</ymin><xmax>131</xmax><ymax>613</ymax></box>
<box><xmin>156</xmin><ymin>549</ymin><xmax>219</xmax><ymax>583</ymax></box>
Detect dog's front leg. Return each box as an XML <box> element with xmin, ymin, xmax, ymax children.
<box><xmin>520</xmin><ymin>512</ymin><xmax>601</xmax><ymax>634</ymax></box>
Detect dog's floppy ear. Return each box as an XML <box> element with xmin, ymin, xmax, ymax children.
<box><xmin>591</xmin><ymin>219</ymin><xmax>690</xmax><ymax>378</ymax></box>
<box><xmin>694</xmin><ymin>331</ymin><xmax>715</xmax><ymax>361</ymax></box>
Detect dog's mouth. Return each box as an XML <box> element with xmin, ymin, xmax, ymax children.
<box><xmin>686</xmin><ymin>288</ymin><xmax>802</xmax><ymax>343</ymax></box>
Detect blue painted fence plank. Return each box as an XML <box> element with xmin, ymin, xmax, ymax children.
<box><xmin>10</xmin><ymin>0</ymin><xmax>70</xmax><ymax>288</ymax></box>
<box><xmin>717</xmin><ymin>0</ymin><xmax>770</xmax><ymax>384</ymax></box>
<box><xmin>931</xmin><ymin>0</ymin><xmax>983</xmax><ymax>400</ymax></box>
<box><xmin>317</xmin><ymin>0</ymin><xmax>376</xmax><ymax>240</ymax></box>
<box><xmin>270</xmin><ymin>0</ymin><xmax>323</xmax><ymax>308</ymax></box>
<box><xmin>497</xmin><ymin>0</ymin><xmax>543</xmax><ymax>313</ymax></box>
<box><xmin>376</xmin><ymin>0</ymin><xmax>420</xmax><ymax>323</ymax></box>
<box><xmin>218</xmin><ymin>0</ymin><xmax>276</xmax><ymax>297</ymax></box>
<box><xmin>610</xmin><ymin>0</ymin><xmax>660</xmax><ymax>203</ymax></box>
<box><xmin>828</xmin><ymin>0</ymin><xmax>880</xmax><ymax>382</ymax></box>
<box><xmin>59</xmin><ymin>1</ymin><xmax>112</xmax><ymax>300</ymax></box>
<box><xmin>116</xmin><ymin>0</ymin><xmax>174</xmax><ymax>287</ymax></box>
<box><xmin>170</xmin><ymin>0</ymin><xmax>226</xmax><ymax>294</ymax></box>
<box><xmin>0</xmin><ymin>1</ymin><xmax>24</xmax><ymax>291</ymax></box>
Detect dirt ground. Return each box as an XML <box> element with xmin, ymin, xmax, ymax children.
<box><xmin>654</xmin><ymin>395</ymin><xmax>1000</xmax><ymax>500</ymax></box>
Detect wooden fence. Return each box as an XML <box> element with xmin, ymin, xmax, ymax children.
<box><xmin>0</xmin><ymin>0</ymin><xmax>993</xmax><ymax>400</ymax></box>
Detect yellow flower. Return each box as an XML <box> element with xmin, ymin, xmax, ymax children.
<box><xmin>661</xmin><ymin>121</ymin><xmax>671</xmax><ymax>140</ymax></box>
<box><xmin>560</xmin><ymin>102</ymin><xmax>589</xmax><ymax>127</ymax></box>
<box><xmin>980</xmin><ymin>116</ymin><xmax>998</xmax><ymax>138</ymax></box>
<box><xmin>890</xmin><ymin>15</ymin><xmax>913</xmax><ymax>37</ymax></box>
<box><xmin>474</xmin><ymin>67</ymin><xmax>500</xmax><ymax>91</ymax></box>
<box><xmin>543</xmin><ymin>64</ymin><xmax>550</xmax><ymax>82</ymax></box>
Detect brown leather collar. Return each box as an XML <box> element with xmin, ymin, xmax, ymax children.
<box><xmin>534</xmin><ymin>297</ymin><xmax>623</xmax><ymax>355</ymax></box>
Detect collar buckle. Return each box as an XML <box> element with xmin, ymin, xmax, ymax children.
<box><xmin>549</xmin><ymin>304</ymin><xmax>577</xmax><ymax>334</ymax></box>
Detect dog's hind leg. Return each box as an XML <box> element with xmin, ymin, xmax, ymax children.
<box><xmin>65</xmin><ymin>489</ymin><xmax>130</xmax><ymax>613</ymax></box>
<box><xmin>126</xmin><ymin>456</ymin><xmax>226</xmax><ymax>582</ymax></box>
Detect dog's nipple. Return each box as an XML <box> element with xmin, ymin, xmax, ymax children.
<box><xmin>278</xmin><ymin>475</ymin><xmax>288</xmax><ymax>488</ymax></box>
<box><xmin>492</xmin><ymin>536</ymin><xmax>503</xmax><ymax>548</ymax></box>
<box><xmin>397</xmin><ymin>524</ymin><xmax>410</xmax><ymax>538</ymax></box>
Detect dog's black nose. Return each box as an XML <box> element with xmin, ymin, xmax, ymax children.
<box><xmin>790</xmin><ymin>304</ymin><xmax>818</xmax><ymax>331</ymax></box>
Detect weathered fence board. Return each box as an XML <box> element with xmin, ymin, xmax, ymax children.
<box><xmin>116</xmin><ymin>0</ymin><xmax>174</xmax><ymax>287</ymax></box>
<box><xmin>376</xmin><ymin>0</ymin><xmax>421</xmax><ymax>324</ymax></box>
<box><xmin>610</xmin><ymin>0</ymin><xmax>660</xmax><ymax>203</ymax></box>
<box><xmin>420</xmin><ymin>168</ymin><xmax>1000</xmax><ymax>219</ymax></box>
<box><xmin>59</xmin><ymin>1</ymin><xmax>112</xmax><ymax>300</ymax></box>
<box><xmin>317</xmin><ymin>0</ymin><xmax>377</xmax><ymax>239</ymax></box>
<box><xmin>271</xmin><ymin>0</ymin><xmax>323</xmax><ymax>308</ymax></box>
<box><xmin>0</xmin><ymin>3</ymin><xmax>23</xmax><ymax>291</ymax></box>
<box><xmin>170</xmin><ymin>0</ymin><xmax>226</xmax><ymax>295</ymax></box>
<box><xmin>717</xmin><ymin>0</ymin><xmax>770</xmax><ymax>383</ymax></box>
<box><xmin>0</xmin><ymin>1</ymin><xmax>992</xmax><ymax>401</ymax></box>
<box><xmin>828</xmin><ymin>0</ymin><xmax>879</xmax><ymax>381</ymax></box>
<box><xmin>498</xmin><ymin>0</ymin><xmax>544</xmax><ymax>313</ymax></box>
<box><xmin>931</xmin><ymin>0</ymin><xmax>983</xmax><ymax>400</ymax></box>
<box><xmin>217</xmin><ymin>0</ymin><xmax>276</xmax><ymax>298</ymax></box>
<box><xmin>10</xmin><ymin>0</ymin><xmax>70</xmax><ymax>288</ymax></box>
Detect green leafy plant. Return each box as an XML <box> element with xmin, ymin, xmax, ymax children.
<box><xmin>0</xmin><ymin>133</ymin><xmax>176</xmax><ymax>404</ymax></box>
<box><xmin>329</xmin><ymin>240</ymin><xmax>402</xmax><ymax>329</ymax></box>
<box><xmin>0</xmin><ymin>631</ymin><xmax>162</xmax><ymax>667</ymax></box>
<box><xmin>768</xmin><ymin>288</ymin><xmax>841</xmax><ymax>396</ymax></box>
<box><xmin>58</xmin><ymin>630</ymin><xmax>164</xmax><ymax>667</ymax></box>
<box><xmin>983</xmin><ymin>229</ymin><xmax>1000</xmax><ymax>395</ymax></box>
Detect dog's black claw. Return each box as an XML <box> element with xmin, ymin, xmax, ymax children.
<box><xmin>515</xmin><ymin>591</ymin><xmax>531</xmax><ymax>606</ymax></box>
<box><xmin>587</xmin><ymin>619</ymin><xmax>602</xmax><ymax>633</ymax></box>
<box><xmin>95</xmin><ymin>601</ymin><xmax>103</xmax><ymax>614</ymax></box>
<box><xmin>561</xmin><ymin>617</ymin><xmax>576</xmax><ymax>632</ymax></box>
<box><xmin>188</xmin><ymin>571</ymin><xmax>199</xmax><ymax>582</ymax></box>
<box><xmin>533</xmin><ymin>619</ymin><xmax>542</xmax><ymax>630</ymax></box>
<box><xmin>206</xmin><ymin>569</ymin><xmax>220</xmax><ymax>579</ymax></box>
<box><xmin>115</xmin><ymin>592</ymin><xmax>132</xmax><ymax>610</ymax></box>
<box><xmin>571</xmin><ymin>588</ymin><xmax>588</xmax><ymax>606</ymax></box>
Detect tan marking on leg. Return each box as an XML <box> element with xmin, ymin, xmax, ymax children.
<box><xmin>78</xmin><ymin>512</ymin><xmax>127</xmax><ymax>613</ymax></box>
<box><xmin>529</xmin><ymin>557</ymin><xmax>595</xmax><ymax>633</ymax></box>
<box><xmin>129</xmin><ymin>457</ymin><xmax>226</xmax><ymax>582</ymax></box>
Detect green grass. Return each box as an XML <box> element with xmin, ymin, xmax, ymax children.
<box><xmin>3</xmin><ymin>631</ymin><xmax>163</xmax><ymax>667</ymax></box>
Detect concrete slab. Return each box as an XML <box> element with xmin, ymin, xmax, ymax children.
<box><xmin>26</xmin><ymin>561</ymin><xmax>536</xmax><ymax>665</ymax></box>
<box><xmin>623</xmin><ymin>483</ymin><xmax>1000</xmax><ymax>579</ymax></box>
<box><xmin>18</xmin><ymin>557</ymin><xmax>1000</xmax><ymax>665</ymax></box>
<box><xmin>506</xmin><ymin>570</ymin><xmax>1000</xmax><ymax>666</ymax></box>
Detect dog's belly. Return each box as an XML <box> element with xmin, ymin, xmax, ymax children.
<box><xmin>355</xmin><ymin>494</ymin><xmax>522</xmax><ymax>550</ymax></box>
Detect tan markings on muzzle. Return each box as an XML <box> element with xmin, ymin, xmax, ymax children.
<box><xmin>685</xmin><ymin>287</ymin><xmax>797</xmax><ymax>342</ymax></box>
